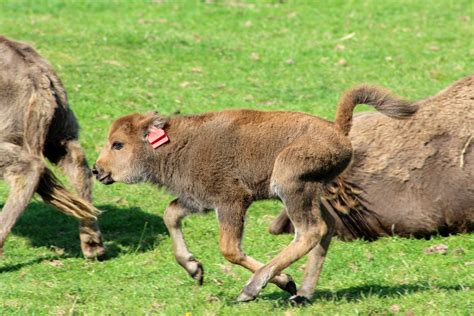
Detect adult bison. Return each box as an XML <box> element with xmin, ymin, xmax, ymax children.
<box><xmin>0</xmin><ymin>36</ymin><xmax>104</xmax><ymax>258</ymax></box>
<box><xmin>269</xmin><ymin>74</ymin><xmax>474</xmax><ymax>240</ymax></box>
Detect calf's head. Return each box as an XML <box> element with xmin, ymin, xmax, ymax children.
<box><xmin>93</xmin><ymin>112</ymin><xmax>166</xmax><ymax>185</ymax></box>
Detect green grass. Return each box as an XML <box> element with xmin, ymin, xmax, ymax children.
<box><xmin>0</xmin><ymin>0</ymin><xmax>473</xmax><ymax>314</ymax></box>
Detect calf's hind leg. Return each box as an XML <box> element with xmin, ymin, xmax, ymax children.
<box><xmin>53</xmin><ymin>139</ymin><xmax>105</xmax><ymax>259</ymax></box>
<box><xmin>290</xmin><ymin>200</ymin><xmax>335</xmax><ymax>304</ymax></box>
<box><xmin>218</xmin><ymin>202</ymin><xmax>296</xmax><ymax>295</ymax></box>
<box><xmin>237</xmin><ymin>184</ymin><xmax>328</xmax><ymax>302</ymax></box>
<box><xmin>237</xmin><ymin>139</ymin><xmax>345</xmax><ymax>302</ymax></box>
<box><xmin>0</xmin><ymin>144</ymin><xmax>44</xmax><ymax>255</ymax></box>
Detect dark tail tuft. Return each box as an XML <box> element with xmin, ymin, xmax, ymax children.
<box><xmin>321</xmin><ymin>177</ymin><xmax>380</xmax><ymax>241</ymax></box>
<box><xmin>268</xmin><ymin>177</ymin><xmax>382</xmax><ymax>241</ymax></box>
<box><xmin>335</xmin><ymin>85</ymin><xmax>417</xmax><ymax>136</ymax></box>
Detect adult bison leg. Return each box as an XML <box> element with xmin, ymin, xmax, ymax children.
<box><xmin>0</xmin><ymin>143</ymin><xmax>44</xmax><ymax>255</ymax></box>
<box><xmin>56</xmin><ymin>139</ymin><xmax>105</xmax><ymax>259</ymax></box>
<box><xmin>0</xmin><ymin>90</ymin><xmax>53</xmax><ymax>254</ymax></box>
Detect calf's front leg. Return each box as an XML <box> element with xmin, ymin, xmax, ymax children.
<box><xmin>164</xmin><ymin>199</ymin><xmax>204</xmax><ymax>284</ymax></box>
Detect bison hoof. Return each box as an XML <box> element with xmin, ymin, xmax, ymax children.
<box><xmin>274</xmin><ymin>273</ymin><xmax>297</xmax><ymax>295</ymax></box>
<box><xmin>283</xmin><ymin>278</ymin><xmax>297</xmax><ymax>295</ymax></box>
<box><xmin>236</xmin><ymin>289</ymin><xmax>257</xmax><ymax>303</ymax></box>
<box><xmin>289</xmin><ymin>295</ymin><xmax>310</xmax><ymax>305</ymax></box>
<box><xmin>190</xmin><ymin>261</ymin><xmax>204</xmax><ymax>286</ymax></box>
<box><xmin>81</xmin><ymin>242</ymin><xmax>106</xmax><ymax>261</ymax></box>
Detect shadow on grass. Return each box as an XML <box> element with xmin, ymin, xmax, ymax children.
<box><xmin>1</xmin><ymin>202</ymin><xmax>167</xmax><ymax>272</ymax></box>
<box><xmin>259</xmin><ymin>282</ymin><xmax>468</xmax><ymax>306</ymax></box>
<box><xmin>0</xmin><ymin>256</ymin><xmax>59</xmax><ymax>273</ymax></box>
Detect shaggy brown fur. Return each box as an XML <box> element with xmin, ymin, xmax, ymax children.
<box><xmin>0</xmin><ymin>36</ymin><xmax>104</xmax><ymax>258</ymax></box>
<box><xmin>94</xmin><ymin>84</ymin><xmax>416</xmax><ymax>302</ymax></box>
<box><xmin>270</xmin><ymin>75</ymin><xmax>474</xmax><ymax>241</ymax></box>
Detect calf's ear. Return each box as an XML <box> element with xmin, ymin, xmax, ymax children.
<box><xmin>138</xmin><ymin>111</ymin><xmax>167</xmax><ymax>139</ymax></box>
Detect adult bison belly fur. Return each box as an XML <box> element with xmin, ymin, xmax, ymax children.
<box><xmin>0</xmin><ymin>36</ymin><xmax>104</xmax><ymax>259</ymax></box>
<box><xmin>270</xmin><ymin>74</ymin><xmax>474</xmax><ymax>241</ymax></box>
<box><xmin>94</xmin><ymin>82</ymin><xmax>416</xmax><ymax>303</ymax></box>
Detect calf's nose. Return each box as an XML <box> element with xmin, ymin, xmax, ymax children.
<box><xmin>91</xmin><ymin>164</ymin><xmax>99</xmax><ymax>176</ymax></box>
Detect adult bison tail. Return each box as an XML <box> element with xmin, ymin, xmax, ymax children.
<box><xmin>335</xmin><ymin>85</ymin><xmax>417</xmax><ymax>136</ymax></box>
<box><xmin>36</xmin><ymin>168</ymin><xmax>99</xmax><ymax>220</ymax></box>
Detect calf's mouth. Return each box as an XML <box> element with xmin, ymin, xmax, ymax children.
<box><xmin>92</xmin><ymin>164</ymin><xmax>116</xmax><ymax>185</ymax></box>
<box><xmin>98</xmin><ymin>173</ymin><xmax>115</xmax><ymax>185</ymax></box>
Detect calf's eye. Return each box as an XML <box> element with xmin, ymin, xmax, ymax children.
<box><xmin>112</xmin><ymin>142</ymin><xmax>124</xmax><ymax>150</ymax></box>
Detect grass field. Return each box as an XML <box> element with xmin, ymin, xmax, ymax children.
<box><xmin>0</xmin><ymin>0</ymin><xmax>473</xmax><ymax>314</ymax></box>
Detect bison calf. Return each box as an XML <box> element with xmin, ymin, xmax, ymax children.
<box><xmin>94</xmin><ymin>86</ymin><xmax>416</xmax><ymax>302</ymax></box>
<box><xmin>0</xmin><ymin>36</ymin><xmax>104</xmax><ymax>259</ymax></box>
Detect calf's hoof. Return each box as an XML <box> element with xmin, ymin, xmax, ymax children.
<box><xmin>275</xmin><ymin>274</ymin><xmax>297</xmax><ymax>295</ymax></box>
<box><xmin>289</xmin><ymin>295</ymin><xmax>310</xmax><ymax>305</ymax></box>
<box><xmin>283</xmin><ymin>278</ymin><xmax>297</xmax><ymax>295</ymax></box>
<box><xmin>236</xmin><ymin>289</ymin><xmax>257</xmax><ymax>303</ymax></box>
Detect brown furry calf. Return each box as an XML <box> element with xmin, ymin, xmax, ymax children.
<box><xmin>269</xmin><ymin>75</ymin><xmax>474</xmax><ymax>240</ymax></box>
<box><xmin>0</xmin><ymin>36</ymin><xmax>104</xmax><ymax>258</ymax></box>
<box><xmin>94</xmin><ymin>85</ymin><xmax>416</xmax><ymax>302</ymax></box>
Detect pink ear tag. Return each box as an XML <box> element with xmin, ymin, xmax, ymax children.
<box><xmin>147</xmin><ymin>126</ymin><xmax>170</xmax><ymax>149</ymax></box>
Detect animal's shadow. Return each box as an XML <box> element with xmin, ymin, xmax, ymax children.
<box><xmin>260</xmin><ymin>282</ymin><xmax>465</xmax><ymax>308</ymax></box>
<box><xmin>3</xmin><ymin>202</ymin><xmax>167</xmax><ymax>264</ymax></box>
<box><xmin>259</xmin><ymin>283</ymin><xmax>468</xmax><ymax>306</ymax></box>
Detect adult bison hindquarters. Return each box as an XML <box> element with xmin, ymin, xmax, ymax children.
<box><xmin>270</xmin><ymin>74</ymin><xmax>474</xmax><ymax>240</ymax></box>
<box><xmin>0</xmin><ymin>36</ymin><xmax>105</xmax><ymax>259</ymax></box>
